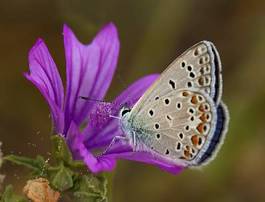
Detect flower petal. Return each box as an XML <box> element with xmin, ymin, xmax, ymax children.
<box><xmin>63</xmin><ymin>24</ymin><xmax>101</xmax><ymax>132</ymax></box>
<box><xmin>25</xmin><ymin>39</ymin><xmax>64</xmax><ymax>132</ymax></box>
<box><xmin>118</xmin><ymin>152</ymin><xmax>184</xmax><ymax>174</ymax></box>
<box><xmin>90</xmin><ymin>23</ymin><xmax>120</xmax><ymax>100</ymax></box>
<box><xmin>84</xmin><ymin>74</ymin><xmax>159</xmax><ymax>149</ymax></box>
<box><xmin>66</xmin><ymin>122</ymin><xmax>116</xmax><ymax>173</ymax></box>
<box><xmin>103</xmin><ymin>138</ymin><xmax>184</xmax><ymax>174</ymax></box>
<box><xmin>63</xmin><ymin>23</ymin><xmax>119</xmax><ymax>133</ymax></box>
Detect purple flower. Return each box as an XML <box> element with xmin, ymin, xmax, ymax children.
<box><xmin>25</xmin><ymin>23</ymin><xmax>184</xmax><ymax>174</ymax></box>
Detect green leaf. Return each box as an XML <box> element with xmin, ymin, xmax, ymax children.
<box><xmin>51</xmin><ymin>135</ymin><xmax>73</xmax><ymax>164</ymax></box>
<box><xmin>68</xmin><ymin>160</ymin><xmax>86</xmax><ymax>169</ymax></box>
<box><xmin>73</xmin><ymin>174</ymin><xmax>108</xmax><ymax>202</ymax></box>
<box><xmin>3</xmin><ymin>155</ymin><xmax>47</xmax><ymax>176</ymax></box>
<box><xmin>51</xmin><ymin>164</ymin><xmax>74</xmax><ymax>192</ymax></box>
<box><xmin>73</xmin><ymin>191</ymin><xmax>105</xmax><ymax>202</ymax></box>
<box><xmin>0</xmin><ymin>185</ymin><xmax>28</xmax><ymax>202</ymax></box>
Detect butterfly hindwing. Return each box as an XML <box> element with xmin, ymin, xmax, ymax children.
<box><xmin>130</xmin><ymin>89</ymin><xmax>218</xmax><ymax>166</ymax></box>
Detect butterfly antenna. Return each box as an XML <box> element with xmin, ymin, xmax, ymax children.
<box><xmin>79</xmin><ymin>96</ymin><xmax>107</xmax><ymax>103</ymax></box>
<box><xmin>116</xmin><ymin>73</ymin><xmax>137</xmax><ymax>108</ymax></box>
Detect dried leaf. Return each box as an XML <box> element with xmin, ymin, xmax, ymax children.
<box><xmin>23</xmin><ymin>178</ymin><xmax>60</xmax><ymax>202</ymax></box>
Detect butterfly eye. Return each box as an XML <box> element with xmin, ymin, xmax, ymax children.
<box><xmin>121</xmin><ymin>108</ymin><xmax>131</xmax><ymax>116</ymax></box>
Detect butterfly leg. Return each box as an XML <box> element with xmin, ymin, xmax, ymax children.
<box><xmin>103</xmin><ymin>135</ymin><xmax>131</xmax><ymax>154</ymax></box>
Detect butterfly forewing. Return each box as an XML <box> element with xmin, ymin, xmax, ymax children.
<box><xmin>130</xmin><ymin>41</ymin><xmax>221</xmax><ymax>120</ymax></box>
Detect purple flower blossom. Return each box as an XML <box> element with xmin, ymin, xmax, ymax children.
<box><xmin>25</xmin><ymin>23</ymin><xmax>184</xmax><ymax>174</ymax></box>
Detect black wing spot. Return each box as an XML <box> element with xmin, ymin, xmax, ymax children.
<box><xmin>176</xmin><ymin>142</ymin><xmax>181</xmax><ymax>150</ymax></box>
<box><xmin>164</xmin><ymin>98</ymin><xmax>170</xmax><ymax>105</ymax></box>
<box><xmin>178</xmin><ymin>133</ymin><xmax>184</xmax><ymax>139</ymax></box>
<box><xmin>194</xmin><ymin>49</ymin><xmax>199</xmax><ymax>56</ymax></box>
<box><xmin>189</xmin><ymin>72</ymin><xmax>195</xmax><ymax>78</ymax></box>
<box><xmin>187</xmin><ymin>81</ymin><xmax>193</xmax><ymax>88</ymax></box>
<box><xmin>176</xmin><ymin>102</ymin><xmax>182</xmax><ymax>110</ymax></box>
<box><xmin>181</xmin><ymin>61</ymin><xmax>186</xmax><ymax>68</ymax></box>
<box><xmin>149</xmin><ymin>109</ymin><xmax>154</xmax><ymax>117</ymax></box>
<box><xmin>169</xmin><ymin>79</ymin><xmax>176</xmax><ymax>89</ymax></box>
<box><xmin>166</xmin><ymin>115</ymin><xmax>172</xmax><ymax>121</ymax></box>
<box><xmin>154</xmin><ymin>123</ymin><xmax>160</xmax><ymax>129</ymax></box>
<box><xmin>156</xmin><ymin>134</ymin><xmax>161</xmax><ymax>139</ymax></box>
<box><xmin>199</xmin><ymin>57</ymin><xmax>204</xmax><ymax>64</ymax></box>
<box><xmin>189</xmin><ymin>108</ymin><xmax>195</xmax><ymax>114</ymax></box>
<box><xmin>203</xmin><ymin>124</ymin><xmax>208</xmax><ymax>132</ymax></box>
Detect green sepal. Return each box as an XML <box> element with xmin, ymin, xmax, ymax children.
<box><xmin>51</xmin><ymin>135</ymin><xmax>73</xmax><ymax>164</ymax></box>
<box><xmin>3</xmin><ymin>155</ymin><xmax>47</xmax><ymax>176</ymax></box>
<box><xmin>73</xmin><ymin>174</ymin><xmax>108</xmax><ymax>202</ymax></box>
<box><xmin>0</xmin><ymin>185</ymin><xmax>28</xmax><ymax>202</ymax></box>
<box><xmin>50</xmin><ymin>163</ymin><xmax>74</xmax><ymax>192</ymax></box>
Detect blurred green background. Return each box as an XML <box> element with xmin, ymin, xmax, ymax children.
<box><xmin>1</xmin><ymin>0</ymin><xmax>265</xmax><ymax>201</ymax></box>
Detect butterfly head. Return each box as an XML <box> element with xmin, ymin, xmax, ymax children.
<box><xmin>119</xmin><ymin>106</ymin><xmax>131</xmax><ymax>118</ymax></box>
<box><xmin>119</xmin><ymin>106</ymin><xmax>134</xmax><ymax>135</ymax></box>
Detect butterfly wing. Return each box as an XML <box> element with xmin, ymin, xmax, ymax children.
<box><xmin>129</xmin><ymin>89</ymin><xmax>218</xmax><ymax>166</ymax></box>
<box><xmin>126</xmin><ymin>41</ymin><xmax>226</xmax><ymax>166</ymax></box>
<box><xmin>131</xmin><ymin>41</ymin><xmax>222</xmax><ymax>119</ymax></box>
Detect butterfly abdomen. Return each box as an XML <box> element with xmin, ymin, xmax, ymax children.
<box><xmin>198</xmin><ymin>102</ymin><xmax>229</xmax><ymax>165</ymax></box>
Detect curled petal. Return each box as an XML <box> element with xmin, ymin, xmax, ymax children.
<box><xmin>120</xmin><ymin>152</ymin><xmax>184</xmax><ymax>174</ymax></box>
<box><xmin>25</xmin><ymin>39</ymin><xmax>64</xmax><ymax>132</ymax></box>
<box><xmin>84</xmin><ymin>74</ymin><xmax>159</xmax><ymax>149</ymax></box>
<box><xmin>66</xmin><ymin>122</ymin><xmax>116</xmax><ymax>173</ymax></box>
<box><xmin>64</xmin><ymin>23</ymin><xmax>119</xmax><ymax>133</ymax></box>
<box><xmin>103</xmin><ymin>138</ymin><xmax>184</xmax><ymax>174</ymax></box>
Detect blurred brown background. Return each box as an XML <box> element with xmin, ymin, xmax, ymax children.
<box><xmin>1</xmin><ymin>0</ymin><xmax>265</xmax><ymax>201</ymax></box>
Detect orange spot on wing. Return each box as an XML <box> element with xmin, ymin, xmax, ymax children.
<box><xmin>200</xmin><ymin>113</ymin><xmax>207</xmax><ymax>122</ymax></box>
<box><xmin>191</xmin><ymin>96</ymin><xmax>198</xmax><ymax>104</ymax></box>
<box><xmin>182</xmin><ymin>91</ymin><xmax>189</xmax><ymax>97</ymax></box>
<box><xmin>196</xmin><ymin>123</ymin><xmax>204</xmax><ymax>134</ymax></box>
<box><xmin>191</xmin><ymin>135</ymin><xmax>199</xmax><ymax>146</ymax></box>
<box><xmin>199</xmin><ymin>104</ymin><xmax>205</xmax><ymax>112</ymax></box>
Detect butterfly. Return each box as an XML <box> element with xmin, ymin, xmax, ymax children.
<box><xmin>119</xmin><ymin>41</ymin><xmax>229</xmax><ymax>167</ymax></box>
